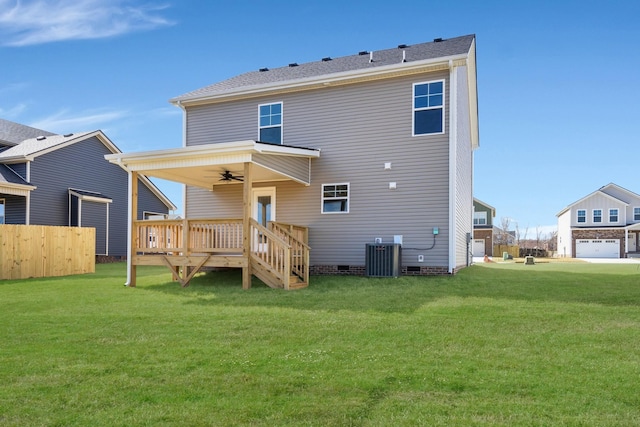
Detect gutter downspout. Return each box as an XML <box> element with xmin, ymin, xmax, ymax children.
<box><xmin>178</xmin><ymin>100</ymin><xmax>188</xmax><ymax>219</ymax></box>
<box><xmin>26</xmin><ymin>162</ymin><xmax>31</xmax><ymax>225</ymax></box>
<box><xmin>448</xmin><ymin>59</ymin><xmax>457</xmax><ymax>273</ymax></box>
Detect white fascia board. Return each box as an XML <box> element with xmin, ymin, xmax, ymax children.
<box><xmin>105</xmin><ymin>140</ymin><xmax>320</xmax><ymax>169</ymax></box>
<box><xmin>171</xmin><ymin>53</ymin><xmax>470</xmax><ymax>107</ymax></box>
<box><xmin>0</xmin><ymin>182</ymin><xmax>36</xmax><ymax>196</ymax></box>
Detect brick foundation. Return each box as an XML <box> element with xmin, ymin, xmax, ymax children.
<box><xmin>310</xmin><ymin>264</ymin><xmax>454</xmax><ymax>276</ymax></box>
<box><xmin>96</xmin><ymin>255</ymin><xmax>126</xmax><ymax>264</ymax></box>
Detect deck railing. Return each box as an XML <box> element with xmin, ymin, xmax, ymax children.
<box><xmin>134</xmin><ymin>219</ymin><xmax>243</xmax><ymax>254</ymax></box>
<box><xmin>250</xmin><ymin>219</ymin><xmax>291</xmax><ymax>289</ymax></box>
<box><xmin>270</xmin><ymin>222</ymin><xmax>310</xmax><ymax>285</ymax></box>
<box><xmin>133</xmin><ymin>218</ymin><xmax>309</xmax><ymax>289</ymax></box>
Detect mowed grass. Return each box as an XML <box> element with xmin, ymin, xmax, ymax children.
<box><xmin>1</xmin><ymin>262</ymin><xmax>640</xmax><ymax>426</ymax></box>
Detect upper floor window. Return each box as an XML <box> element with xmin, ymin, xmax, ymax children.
<box><xmin>259</xmin><ymin>102</ymin><xmax>282</xmax><ymax>144</ymax></box>
<box><xmin>593</xmin><ymin>209</ymin><xmax>602</xmax><ymax>223</ymax></box>
<box><xmin>473</xmin><ymin>211</ymin><xmax>487</xmax><ymax>225</ymax></box>
<box><xmin>413</xmin><ymin>80</ymin><xmax>444</xmax><ymax>136</ymax></box>
<box><xmin>609</xmin><ymin>208</ymin><xmax>619</xmax><ymax>223</ymax></box>
<box><xmin>577</xmin><ymin>209</ymin><xmax>586</xmax><ymax>223</ymax></box>
<box><xmin>634</xmin><ymin>207</ymin><xmax>640</xmax><ymax>221</ymax></box>
<box><xmin>0</xmin><ymin>199</ymin><xmax>4</xmax><ymax>224</ymax></box>
<box><xmin>322</xmin><ymin>183</ymin><xmax>349</xmax><ymax>214</ymax></box>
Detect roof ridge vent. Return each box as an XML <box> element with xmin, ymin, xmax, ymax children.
<box><xmin>433</xmin><ymin>37</ymin><xmax>443</xmax><ymax>42</ymax></box>
<box><xmin>63</xmin><ymin>133</ymin><xmax>73</xmax><ymax>137</ymax></box>
<box><xmin>288</xmin><ymin>62</ymin><xmax>298</xmax><ymax>67</ymax></box>
<box><xmin>397</xmin><ymin>44</ymin><xmax>408</xmax><ymax>49</ymax></box>
<box><xmin>36</xmin><ymin>135</ymin><xmax>46</xmax><ymax>141</ymax></box>
<box><xmin>259</xmin><ymin>67</ymin><xmax>269</xmax><ymax>72</ymax></box>
<box><xmin>358</xmin><ymin>50</ymin><xmax>369</xmax><ymax>56</ymax></box>
<box><xmin>321</xmin><ymin>57</ymin><xmax>332</xmax><ymax>62</ymax></box>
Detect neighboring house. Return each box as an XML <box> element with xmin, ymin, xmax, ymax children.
<box><xmin>107</xmin><ymin>35</ymin><xmax>479</xmax><ymax>288</ymax></box>
<box><xmin>556</xmin><ymin>183</ymin><xmax>640</xmax><ymax>258</ymax></box>
<box><xmin>0</xmin><ymin>118</ymin><xmax>176</xmax><ymax>257</ymax></box>
<box><xmin>472</xmin><ymin>198</ymin><xmax>495</xmax><ymax>256</ymax></box>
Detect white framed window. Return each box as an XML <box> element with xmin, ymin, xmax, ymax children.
<box><xmin>322</xmin><ymin>183</ymin><xmax>349</xmax><ymax>214</ymax></box>
<box><xmin>577</xmin><ymin>209</ymin><xmax>586</xmax><ymax>223</ymax></box>
<box><xmin>634</xmin><ymin>207</ymin><xmax>640</xmax><ymax>221</ymax></box>
<box><xmin>0</xmin><ymin>199</ymin><xmax>4</xmax><ymax>224</ymax></box>
<box><xmin>593</xmin><ymin>209</ymin><xmax>602</xmax><ymax>223</ymax></box>
<box><xmin>609</xmin><ymin>208</ymin><xmax>619</xmax><ymax>223</ymax></box>
<box><xmin>413</xmin><ymin>80</ymin><xmax>445</xmax><ymax>136</ymax></box>
<box><xmin>258</xmin><ymin>102</ymin><xmax>282</xmax><ymax>144</ymax></box>
<box><xmin>473</xmin><ymin>211</ymin><xmax>487</xmax><ymax>225</ymax></box>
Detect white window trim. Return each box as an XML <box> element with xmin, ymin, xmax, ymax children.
<box><xmin>577</xmin><ymin>209</ymin><xmax>586</xmax><ymax>223</ymax></box>
<box><xmin>473</xmin><ymin>211</ymin><xmax>487</xmax><ymax>225</ymax></box>
<box><xmin>412</xmin><ymin>79</ymin><xmax>446</xmax><ymax>137</ymax></box>
<box><xmin>321</xmin><ymin>183</ymin><xmax>350</xmax><ymax>214</ymax></box>
<box><xmin>609</xmin><ymin>208</ymin><xmax>619</xmax><ymax>223</ymax></box>
<box><xmin>592</xmin><ymin>208</ymin><xmax>602</xmax><ymax>223</ymax></box>
<box><xmin>258</xmin><ymin>101</ymin><xmax>283</xmax><ymax>144</ymax></box>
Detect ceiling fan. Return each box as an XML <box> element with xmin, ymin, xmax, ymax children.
<box><xmin>219</xmin><ymin>170</ymin><xmax>244</xmax><ymax>182</ymax></box>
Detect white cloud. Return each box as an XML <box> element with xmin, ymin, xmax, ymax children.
<box><xmin>0</xmin><ymin>0</ymin><xmax>173</xmax><ymax>46</ymax></box>
<box><xmin>30</xmin><ymin>108</ymin><xmax>127</xmax><ymax>133</ymax></box>
<box><xmin>0</xmin><ymin>103</ymin><xmax>28</xmax><ymax>118</ymax></box>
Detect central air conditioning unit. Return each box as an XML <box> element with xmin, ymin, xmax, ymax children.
<box><xmin>365</xmin><ymin>243</ymin><xmax>401</xmax><ymax>277</ymax></box>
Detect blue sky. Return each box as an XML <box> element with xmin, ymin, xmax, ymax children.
<box><xmin>1</xmin><ymin>0</ymin><xmax>639</xmax><ymax>238</ymax></box>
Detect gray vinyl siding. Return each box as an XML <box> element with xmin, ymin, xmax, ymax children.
<box><xmin>8</xmin><ymin>163</ymin><xmax>27</xmax><ymax>179</ymax></box>
<box><xmin>253</xmin><ymin>154</ymin><xmax>309</xmax><ymax>184</ymax></box>
<box><xmin>27</xmin><ymin>136</ymin><xmax>169</xmax><ymax>256</ymax></box>
<box><xmin>81</xmin><ymin>200</ymin><xmax>108</xmax><ymax>255</ymax></box>
<box><xmin>2</xmin><ymin>194</ymin><xmax>26</xmax><ymax>224</ymax></box>
<box><xmin>453</xmin><ymin>65</ymin><xmax>474</xmax><ymax>269</ymax></box>
<box><xmin>186</xmin><ymin>71</ymin><xmax>455</xmax><ymax>269</ymax></box>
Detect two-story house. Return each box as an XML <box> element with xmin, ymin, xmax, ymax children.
<box><xmin>556</xmin><ymin>183</ymin><xmax>640</xmax><ymax>258</ymax></box>
<box><xmin>472</xmin><ymin>198</ymin><xmax>495</xmax><ymax>256</ymax></box>
<box><xmin>107</xmin><ymin>35</ymin><xmax>479</xmax><ymax>288</ymax></box>
<box><xmin>0</xmin><ymin>118</ymin><xmax>176</xmax><ymax>258</ymax></box>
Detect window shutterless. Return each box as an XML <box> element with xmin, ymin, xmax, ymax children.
<box><xmin>322</xmin><ymin>183</ymin><xmax>349</xmax><ymax>213</ymax></box>
<box><xmin>259</xmin><ymin>102</ymin><xmax>282</xmax><ymax>144</ymax></box>
<box><xmin>413</xmin><ymin>80</ymin><xmax>445</xmax><ymax>136</ymax></box>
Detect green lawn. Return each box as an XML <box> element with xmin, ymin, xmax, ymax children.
<box><xmin>1</xmin><ymin>262</ymin><xmax>640</xmax><ymax>426</ymax></box>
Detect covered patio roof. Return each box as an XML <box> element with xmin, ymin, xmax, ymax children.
<box><xmin>105</xmin><ymin>140</ymin><xmax>320</xmax><ymax>188</ymax></box>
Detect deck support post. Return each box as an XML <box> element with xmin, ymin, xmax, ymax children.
<box><xmin>242</xmin><ymin>162</ymin><xmax>253</xmax><ymax>289</ymax></box>
<box><xmin>126</xmin><ymin>171</ymin><xmax>138</xmax><ymax>287</ymax></box>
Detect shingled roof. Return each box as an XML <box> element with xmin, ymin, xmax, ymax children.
<box><xmin>0</xmin><ymin>131</ymin><xmax>95</xmax><ymax>160</ymax></box>
<box><xmin>171</xmin><ymin>34</ymin><xmax>475</xmax><ymax>104</ymax></box>
<box><xmin>0</xmin><ymin>118</ymin><xmax>54</xmax><ymax>147</ymax></box>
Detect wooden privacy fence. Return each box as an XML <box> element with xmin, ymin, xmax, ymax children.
<box><xmin>0</xmin><ymin>225</ymin><xmax>95</xmax><ymax>280</ymax></box>
<box><xmin>493</xmin><ymin>244</ymin><xmax>520</xmax><ymax>259</ymax></box>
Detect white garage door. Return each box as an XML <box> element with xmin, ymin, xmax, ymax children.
<box><xmin>472</xmin><ymin>239</ymin><xmax>486</xmax><ymax>257</ymax></box>
<box><xmin>575</xmin><ymin>239</ymin><xmax>619</xmax><ymax>258</ymax></box>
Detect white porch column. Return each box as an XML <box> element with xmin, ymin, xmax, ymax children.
<box><xmin>242</xmin><ymin>162</ymin><xmax>253</xmax><ymax>290</ymax></box>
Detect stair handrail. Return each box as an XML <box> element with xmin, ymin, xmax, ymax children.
<box><xmin>249</xmin><ymin>219</ymin><xmax>292</xmax><ymax>289</ymax></box>
<box><xmin>269</xmin><ymin>221</ymin><xmax>310</xmax><ymax>285</ymax></box>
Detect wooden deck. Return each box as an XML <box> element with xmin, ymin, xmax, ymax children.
<box><xmin>132</xmin><ymin>218</ymin><xmax>309</xmax><ymax>289</ymax></box>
